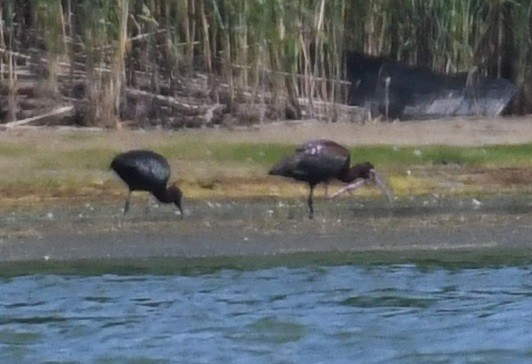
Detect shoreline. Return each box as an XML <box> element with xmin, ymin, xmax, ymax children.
<box><xmin>1</xmin><ymin>196</ymin><xmax>531</xmax><ymax>267</ymax></box>
<box><xmin>1</xmin><ymin>118</ymin><xmax>532</xmax><ymax>269</ymax></box>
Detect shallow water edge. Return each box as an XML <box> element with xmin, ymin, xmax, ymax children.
<box><xmin>0</xmin><ymin>195</ymin><xmax>530</xmax><ymax>274</ymax></box>
<box><xmin>1</xmin><ymin>247</ymin><xmax>532</xmax><ymax>278</ymax></box>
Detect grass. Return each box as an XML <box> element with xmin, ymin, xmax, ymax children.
<box><xmin>351</xmin><ymin>144</ymin><xmax>532</xmax><ymax>169</ymax></box>
<box><xmin>0</xmin><ymin>128</ymin><xmax>531</xmax><ymax>208</ymax></box>
<box><xmin>167</xmin><ymin>142</ymin><xmax>532</xmax><ymax>169</ymax></box>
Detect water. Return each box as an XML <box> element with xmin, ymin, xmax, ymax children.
<box><xmin>0</xmin><ymin>263</ymin><xmax>531</xmax><ymax>363</ymax></box>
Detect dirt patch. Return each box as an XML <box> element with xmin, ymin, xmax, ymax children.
<box><xmin>2</xmin><ymin>115</ymin><xmax>532</xmax><ymax>147</ymax></box>
<box><xmin>241</xmin><ymin>116</ymin><xmax>532</xmax><ymax>146</ymax></box>
<box><xmin>465</xmin><ymin>167</ymin><xmax>532</xmax><ymax>186</ymax></box>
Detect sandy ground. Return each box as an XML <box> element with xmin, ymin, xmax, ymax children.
<box><xmin>2</xmin><ymin>115</ymin><xmax>532</xmax><ymax>148</ymax></box>
<box><xmin>240</xmin><ymin>115</ymin><xmax>532</xmax><ymax>146</ymax></box>
<box><xmin>1</xmin><ymin>116</ymin><xmax>532</xmax><ymax>267</ymax></box>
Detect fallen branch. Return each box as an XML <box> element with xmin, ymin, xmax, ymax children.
<box><xmin>125</xmin><ymin>88</ymin><xmax>212</xmax><ymax>113</ymax></box>
<box><xmin>0</xmin><ymin>48</ymin><xmax>32</xmax><ymax>60</ymax></box>
<box><xmin>2</xmin><ymin>106</ymin><xmax>74</xmax><ymax>128</ymax></box>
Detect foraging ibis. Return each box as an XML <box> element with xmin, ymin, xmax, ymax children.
<box><xmin>268</xmin><ymin>139</ymin><xmax>393</xmax><ymax>218</ymax></box>
<box><xmin>110</xmin><ymin>149</ymin><xmax>183</xmax><ymax>217</ymax></box>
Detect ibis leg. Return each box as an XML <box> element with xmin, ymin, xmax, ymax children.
<box><xmin>307</xmin><ymin>184</ymin><xmax>315</xmax><ymax>219</ymax></box>
<box><xmin>145</xmin><ymin>195</ymin><xmax>152</xmax><ymax>214</ymax></box>
<box><xmin>124</xmin><ymin>191</ymin><xmax>132</xmax><ymax>215</ymax></box>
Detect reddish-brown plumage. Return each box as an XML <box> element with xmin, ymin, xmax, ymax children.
<box><xmin>269</xmin><ymin>139</ymin><xmax>393</xmax><ymax>218</ymax></box>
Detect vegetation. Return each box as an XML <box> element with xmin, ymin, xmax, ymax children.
<box><xmin>0</xmin><ymin>129</ymin><xmax>531</xmax><ymax>206</ymax></box>
<box><xmin>1</xmin><ymin>0</ymin><xmax>530</xmax><ymax>127</ymax></box>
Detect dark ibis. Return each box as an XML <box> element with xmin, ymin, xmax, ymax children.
<box><xmin>110</xmin><ymin>149</ymin><xmax>184</xmax><ymax>217</ymax></box>
<box><xmin>268</xmin><ymin>139</ymin><xmax>393</xmax><ymax>218</ymax></box>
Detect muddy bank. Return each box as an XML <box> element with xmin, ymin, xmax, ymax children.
<box><xmin>1</xmin><ymin>196</ymin><xmax>531</xmax><ymax>266</ymax></box>
<box><xmin>0</xmin><ymin>119</ymin><xmax>532</xmax><ymax>269</ymax></box>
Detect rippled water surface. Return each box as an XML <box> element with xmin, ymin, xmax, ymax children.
<box><xmin>1</xmin><ymin>263</ymin><xmax>531</xmax><ymax>363</ymax></box>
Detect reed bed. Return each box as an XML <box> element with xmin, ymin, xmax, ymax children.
<box><xmin>0</xmin><ymin>0</ymin><xmax>530</xmax><ymax>127</ymax></box>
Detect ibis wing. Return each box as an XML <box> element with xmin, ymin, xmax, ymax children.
<box><xmin>298</xmin><ymin>151</ymin><xmax>347</xmax><ymax>181</ymax></box>
<box><xmin>269</xmin><ymin>153</ymin><xmax>308</xmax><ymax>179</ymax></box>
<box><xmin>297</xmin><ymin>141</ymin><xmax>349</xmax><ymax>181</ymax></box>
<box><xmin>111</xmin><ymin>150</ymin><xmax>171</xmax><ymax>191</ymax></box>
<box><xmin>270</xmin><ymin>139</ymin><xmax>350</xmax><ymax>184</ymax></box>
<box><xmin>139</xmin><ymin>157</ymin><xmax>171</xmax><ymax>187</ymax></box>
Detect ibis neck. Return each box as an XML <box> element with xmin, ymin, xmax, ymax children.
<box><xmin>152</xmin><ymin>187</ymin><xmax>171</xmax><ymax>203</ymax></box>
<box><xmin>339</xmin><ymin>167</ymin><xmax>362</xmax><ymax>183</ymax></box>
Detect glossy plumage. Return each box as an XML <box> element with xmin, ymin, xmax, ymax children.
<box><xmin>111</xmin><ymin>150</ymin><xmax>183</xmax><ymax>217</ymax></box>
<box><xmin>270</xmin><ymin>140</ymin><xmax>350</xmax><ymax>185</ymax></box>
<box><xmin>269</xmin><ymin>139</ymin><xmax>393</xmax><ymax>218</ymax></box>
